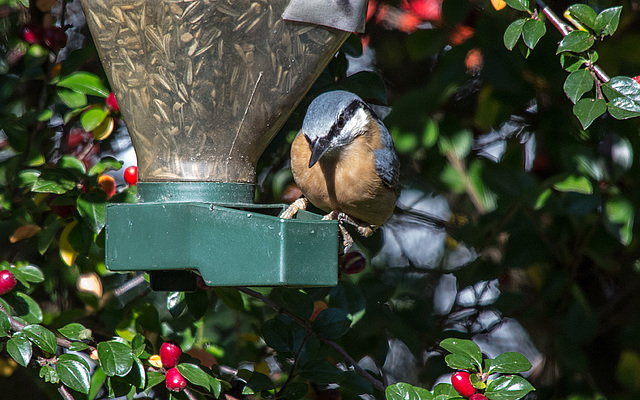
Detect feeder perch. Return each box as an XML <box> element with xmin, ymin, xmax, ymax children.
<box><xmin>80</xmin><ymin>0</ymin><xmax>363</xmax><ymax>290</ymax></box>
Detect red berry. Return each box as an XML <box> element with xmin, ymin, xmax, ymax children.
<box><xmin>469</xmin><ymin>394</ymin><xmax>487</xmax><ymax>400</ymax></box>
<box><xmin>165</xmin><ymin>367</ymin><xmax>186</xmax><ymax>392</ymax></box>
<box><xmin>19</xmin><ymin>24</ymin><xmax>44</xmax><ymax>45</ymax></box>
<box><xmin>0</xmin><ymin>270</ymin><xmax>17</xmax><ymax>295</ymax></box>
<box><xmin>47</xmin><ymin>194</ymin><xmax>74</xmax><ymax>218</ymax></box>
<box><xmin>43</xmin><ymin>26</ymin><xmax>67</xmax><ymax>51</ymax></box>
<box><xmin>633</xmin><ymin>76</ymin><xmax>640</xmax><ymax>86</ymax></box>
<box><xmin>160</xmin><ymin>341</ymin><xmax>182</xmax><ymax>369</ymax></box>
<box><xmin>106</xmin><ymin>92</ymin><xmax>120</xmax><ymax>112</ymax></box>
<box><xmin>339</xmin><ymin>251</ymin><xmax>367</xmax><ymax>275</ymax></box>
<box><xmin>123</xmin><ymin>166</ymin><xmax>137</xmax><ymax>186</ymax></box>
<box><xmin>196</xmin><ymin>275</ymin><xmax>210</xmax><ymax>290</ymax></box>
<box><xmin>451</xmin><ymin>371</ymin><xmax>477</xmax><ymax>397</ymax></box>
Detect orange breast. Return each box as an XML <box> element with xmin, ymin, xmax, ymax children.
<box><xmin>290</xmin><ymin>125</ymin><xmax>397</xmax><ymax>227</ymax></box>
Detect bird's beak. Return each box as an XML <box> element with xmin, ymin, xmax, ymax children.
<box><xmin>308</xmin><ymin>137</ymin><xmax>330</xmax><ymax>168</ymax></box>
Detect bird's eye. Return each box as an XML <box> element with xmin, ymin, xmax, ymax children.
<box><xmin>336</xmin><ymin>116</ymin><xmax>345</xmax><ymax>129</ymax></box>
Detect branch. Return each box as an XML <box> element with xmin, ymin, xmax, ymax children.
<box><xmin>58</xmin><ymin>385</ymin><xmax>76</xmax><ymax>400</ymax></box>
<box><xmin>535</xmin><ymin>0</ymin><xmax>610</xmax><ymax>83</ymax></box>
<box><xmin>236</xmin><ymin>287</ymin><xmax>386</xmax><ymax>393</ymax></box>
<box><xmin>0</xmin><ymin>302</ymin><xmax>95</xmax><ymax>352</ymax></box>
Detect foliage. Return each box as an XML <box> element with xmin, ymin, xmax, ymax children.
<box><xmin>1</xmin><ymin>0</ymin><xmax>640</xmax><ymax>399</ymax></box>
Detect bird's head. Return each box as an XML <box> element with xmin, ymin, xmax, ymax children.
<box><xmin>301</xmin><ymin>90</ymin><xmax>375</xmax><ymax>168</ymax></box>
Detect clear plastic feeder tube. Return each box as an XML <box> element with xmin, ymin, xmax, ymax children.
<box><xmin>82</xmin><ymin>0</ymin><xmax>349</xmax><ymax>184</ymax></box>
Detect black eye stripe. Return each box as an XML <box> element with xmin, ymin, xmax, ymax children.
<box><xmin>327</xmin><ymin>99</ymin><xmax>366</xmax><ymax>141</ymax></box>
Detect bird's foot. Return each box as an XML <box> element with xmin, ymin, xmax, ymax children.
<box><xmin>280</xmin><ymin>197</ymin><xmax>309</xmax><ymax>219</ymax></box>
<box><xmin>323</xmin><ymin>211</ymin><xmax>376</xmax><ymax>238</ymax></box>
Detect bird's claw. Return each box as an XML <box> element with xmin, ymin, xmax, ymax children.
<box><xmin>280</xmin><ymin>197</ymin><xmax>309</xmax><ymax>219</ymax></box>
<box><xmin>322</xmin><ymin>211</ymin><xmax>376</xmax><ymax>251</ymax></box>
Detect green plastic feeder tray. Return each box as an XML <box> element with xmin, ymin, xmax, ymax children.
<box><xmin>80</xmin><ymin>0</ymin><xmax>355</xmax><ymax>289</ymax></box>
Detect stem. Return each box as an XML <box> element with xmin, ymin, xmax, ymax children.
<box><xmin>57</xmin><ymin>385</ymin><xmax>75</xmax><ymax>400</ymax></box>
<box><xmin>535</xmin><ymin>0</ymin><xmax>610</xmax><ymax>83</ymax></box>
<box><xmin>184</xmin><ymin>388</ymin><xmax>198</xmax><ymax>400</ymax></box>
<box><xmin>275</xmin><ymin>334</ymin><xmax>309</xmax><ymax>398</ymax></box>
<box><xmin>445</xmin><ymin>152</ymin><xmax>487</xmax><ymax>215</ymax></box>
<box><xmin>236</xmin><ymin>287</ymin><xmax>386</xmax><ymax>393</ymax></box>
<box><xmin>0</xmin><ymin>302</ymin><xmax>95</xmax><ymax>352</ymax></box>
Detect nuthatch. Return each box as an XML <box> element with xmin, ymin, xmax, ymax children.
<box><xmin>281</xmin><ymin>90</ymin><xmax>400</xmax><ymax>247</ymax></box>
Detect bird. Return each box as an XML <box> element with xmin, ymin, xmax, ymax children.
<box><xmin>280</xmin><ymin>90</ymin><xmax>400</xmax><ymax>248</ymax></box>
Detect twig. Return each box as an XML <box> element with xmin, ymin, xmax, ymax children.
<box><xmin>445</xmin><ymin>153</ymin><xmax>487</xmax><ymax>215</ymax></box>
<box><xmin>184</xmin><ymin>388</ymin><xmax>198</xmax><ymax>400</ymax></box>
<box><xmin>236</xmin><ymin>287</ymin><xmax>386</xmax><ymax>393</ymax></box>
<box><xmin>0</xmin><ymin>302</ymin><xmax>95</xmax><ymax>351</ymax></box>
<box><xmin>58</xmin><ymin>385</ymin><xmax>75</xmax><ymax>400</ymax></box>
<box><xmin>535</xmin><ymin>0</ymin><xmax>610</xmax><ymax>83</ymax></box>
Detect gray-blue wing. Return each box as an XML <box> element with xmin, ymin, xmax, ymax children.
<box><xmin>373</xmin><ymin>121</ymin><xmax>400</xmax><ymax>190</ymax></box>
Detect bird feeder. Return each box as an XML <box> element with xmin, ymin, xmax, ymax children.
<box><xmin>80</xmin><ymin>0</ymin><xmax>363</xmax><ymax>290</ymax></box>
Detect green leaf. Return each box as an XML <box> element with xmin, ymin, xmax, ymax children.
<box><xmin>14</xmin><ymin>264</ymin><xmax>44</xmax><ymax>284</ymax></box>
<box><xmin>131</xmin><ymin>334</ymin><xmax>146</xmax><ymax>357</ymax></box>
<box><xmin>271</xmin><ymin>288</ymin><xmax>314</xmax><ymax>320</ymax></box>
<box><xmin>439</xmin><ymin>129</ymin><xmax>473</xmax><ymax>159</ymax></box>
<box><xmin>209</xmin><ymin>375</ymin><xmax>222</xmax><ymax>397</ymax></box>
<box><xmin>312</xmin><ymin>308</ymin><xmax>351</xmax><ymax>339</ymax></box>
<box><xmin>485</xmin><ymin>375</ymin><xmax>535</xmax><ymax>400</ymax></box>
<box><xmin>32</xmin><ymin>169</ymin><xmax>77</xmax><ymax>194</ymax></box>
<box><xmin>602</xmin><ymin>76</ymin><xmax>640</xmax><ymax>119</ymax></box>
<box><xmin>279</xmin><ymin>381</ymin><xmax>309</xmax><ymax>400</ymax></box>
<box><xmin>564</xmin><ymin>69</ymin><xmax>594</xmax><ymax>104</ymax></box>
<box><xmin>38</xmin><ymin>218</ymin><xmax>63</xmax><ymax>255</ymax></box>
<box><xmin>69</xmin><ymin>342</ymin><xmax>90</xmax><ymax>351</ymax></box>
<box><xmin>81</xmin><ymin>107</ymin><xmax>109</xmax><ymax>132</ymax></box>
<box><xmin>488</xmin><ymin>352</ymin><xmax>532</xmax><ymax>374</ymax></box>
<box><xmin>573</xmin><ymin>98</ymin><xmax>606</xmax><ymax>129</ymax></box>
<box><xmin>98</xmin><ymin>340</ymin><xmax>134</xmax><ymax>377</ymax></box>
<box><xmin>17</xmin><ymin>169</ymin><xmax>41</xmax><ymax>188</ymax></box>
<box><xmin>57</xmin><ymin>89</ymin><xmax>88</xmax><ymax>108</ymax></box>
<box><xmin>298</xmin><ymin>360</ymin><xmax>343</xmax><ymax>385</ymax></box>
<box><xmin>77</xmin><ymin>193</ymin><xmax>107</xmax><ymax>234</ymax></box>
<box><xmin>566</xmin><ymin>4</ymin><xmax>597</xmax><ymax>29</ymax></box>
<box><xmin>522</xmin><ymin>19</ymin><xmax>546</xmax><ymax>49</ymax></box>
<box><xmin>503</xmin><ymin>19</ymin><xmax>526</xmax><ymax>51</ymax></box>
<box><xmin>59</xmin><ymin>323</ymin><xmax>92</xmax><ymax>341</ymax></box>
<box><xmin>594</xmin><ymin>6</ymin><xmax>622</xmax><ymax>36</ymax></box>
<box><xmin>445</xmin><ymin>353</ymin><xmax>477</xmax><ymax>371</ymax></box>
<box><xmin>603</xmin><ymin>76</ymin><xmax>640</xmax><ymax>100</ymax></box>
<box><xmin>440</xmin><ymin>338</ymin><xmax>483</xmax><ymax>370</ymax></box>
<box><xmin>186</xmin><ymin>290</ymin><xmax>209</xmax><ymax>320</ymax></box>
<box><xmin>89</xmin><ymin>367</ymin><xmax>106</xmax><ymax>400</ymax></box>
<box><xmin>262</xmin><ymin>317</ymin><xmax>295</xmax><ymax>353</ymax></box>
<box><xmin>7</xmin><ymin>333</ymin><xmax>32</xmax><ymax>367</ymax></box>
<box><xmin>422</xmin><ymin>119</ymin><xmax>439</xmax><ymax>148</ymax></box>
<box><xmin>167</xmin><ymin>291</ymin><xmax>186</xmax><ymax>318</ymax></box>
<box><xmin>7</xmin><ymin>292</ymin><xmax>43</xmax><ymax>323</ymax></box>
<box><xmin>40</xmin><ymin>364</ymin><xmax>60</xmax><ymax>384</ymax></box>
<box><xmin>22</xmin><ymin>324</ymin><xmax>57</xmax><ymax>354</ymax></box>
<box><xmin>0</xmin><ymin>312</ymin><xmax>10</xmax><ymax>337</ymax></box>
<box><xmin>553</xmin><ymin>175</ymin><xmax>593</xmax><ymax>194</ymax></box>
<box><xmin>214</xmin><ymin>288</ymin><xmax>246</xmax><ymax>311</ymax></box>
<box><xmin>343</xmin><ymin>71</ymin><xmax>387</xmax><ymax>104</ymax></box>
<box><xmin>503</xmin><ymin>0</ymin><xmax>528</xmax><ymax>12</ymax></box>
<box><xmin>88</xmin><ymin>156</ymin><xmax>123</xmax><ymax>176</ymax></box>
<box><xmin>557</xmin><ymin>31</ymin><xmax>595</xmax><ymax>54</ymax></box>
<box><xmin>58</xmin><ymin>155</ymin><xmax>86</xmax><ymax>175</ymax></box>
<box><xmin>243</xmin><ymin>371</ymin><xmax>275</xmax><ymax>394</ymax></box>
<box><xmin>57</xmin><ymin>72</ymin><xmax>109</xmax><ymax>97</ymax></box>
<box><xmin>145</xmin><ymin>371</ymin><xmax>165</xmax><ymax>392</ymax></box>
<box><xmin>559</xmin><ymin>53</ymin><xmax>586</xmax><ymax>72</ymax></box>
<box><xmin>386</xmin><ymin>382</ymin><xmax>434</xmax><ymax>400</ymax></box>
<box><xmin>605</xmin><ymin>196</ymin><xmax>634</xmax><ymax>245</ymax></box>
<box><xmin>176</xmin><ymin>363</ymin><xmax>212</xmax><ymax>391</ymax></box>
<box><xmin>57</xmin><ymin>354</ymin><xmax>91</xmax><ymax>394</ymax></box>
